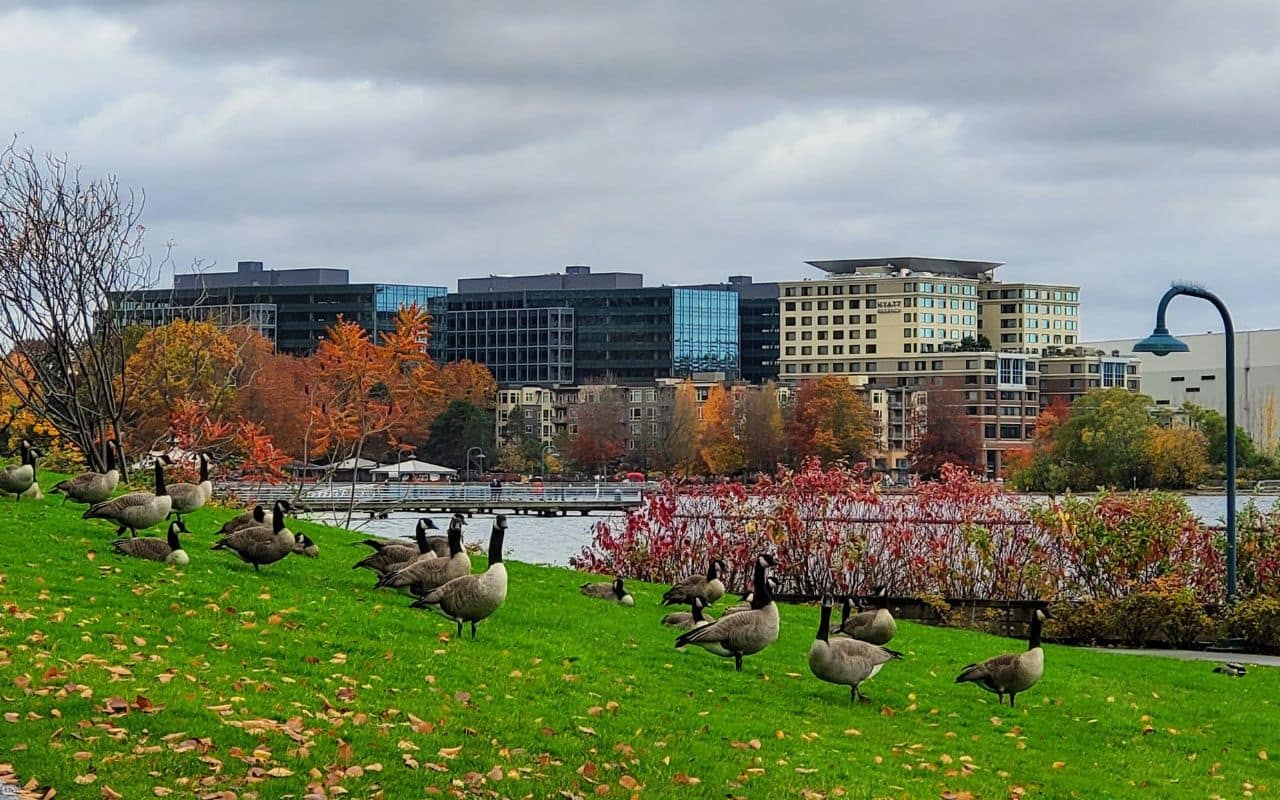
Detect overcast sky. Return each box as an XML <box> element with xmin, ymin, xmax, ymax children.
<box><xmin>4</xmin><ymin>2</ymin><xmax>1279</xmax><ymax>339</ymax></box>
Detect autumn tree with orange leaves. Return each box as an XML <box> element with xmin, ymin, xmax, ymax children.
<box><xmin>698</xmin><ymin>385</ymin><xmax>745</xmax><ymax>475</ymax></box>
<box><xmin>785</xmin><ymin>376</ymin><xmax>875</xmax><ymax>465</ymax></box>
<box><xmin>308</xmin><ymin>305</ymin><xmax>445</xmax><ymax>476</ymax></box>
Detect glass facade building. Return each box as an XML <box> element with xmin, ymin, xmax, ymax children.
<box><xmin>441</xmin><ymin>282</ymin><xmax>741</xmax><ymax>385</ymax></box>
<box><xmin>439</xmin><ymin>307</ymin><xmax>575</xmax><ymax>384</ymax></box>
<box><xmin>107</xmin><ymin>262</ymin><xmax>446</xmax><ymax>354</ymax></box>
<box><xmin>672</xmin><ymin>289</ymin><xmax>739</xmax><ymax>375</ymax></box>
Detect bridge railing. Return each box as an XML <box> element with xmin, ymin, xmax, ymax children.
<box><xmin>215</xmin><ymin>481</ymin><xmax>646</xmax><ymax>506</ymax></box>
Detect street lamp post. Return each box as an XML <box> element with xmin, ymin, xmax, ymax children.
<box><xmin>465</xmin><ymin>446</ymin><xmax>485</xmax><ymax>483</ymax></box>
<box><xmin>541</xmin><ymin>443</ymin><xmax>557</xmax><ymax>482</ymax></box>
<box><xmin>1133</xmin><ymin>282</ymin><xmax>1237</xmax><ymax>603</ymax></box>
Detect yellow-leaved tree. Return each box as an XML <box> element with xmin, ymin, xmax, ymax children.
<box><xmin>785</xmin><ymin>376</ymin><xmax>875</xmax><ymax>464</ymax></box>
<box><xmin>698</xmin><ymin>385</ymin><xmax>744</xmax><ymax>475</ymax></box>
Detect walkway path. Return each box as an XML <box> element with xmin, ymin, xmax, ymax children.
<box><xmin>1089</xmin><ymin>647</ymin><xmax>1280</xmax><ymax>668</ymax></box>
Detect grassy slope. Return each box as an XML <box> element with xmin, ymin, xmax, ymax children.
<box><xmin>0</xmin><ymin>478</ymin><xmax>1275</xmax><ymax>799</ymax></box>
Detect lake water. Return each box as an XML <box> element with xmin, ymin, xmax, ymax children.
<box><xmin>306</xmin><ymin>493</ymin><xmax>1279</xmax><ymax>568</ymax></box>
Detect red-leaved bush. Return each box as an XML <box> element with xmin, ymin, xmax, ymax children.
<box><xmin>572</xmin><ymin>459</ymin><xmax>1264</xmax><ymax>603</ymax></box>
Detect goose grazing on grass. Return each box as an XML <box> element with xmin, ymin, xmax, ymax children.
<box><xmin>217</xmin><ymin>503</ymin><xmax>270</xmax><ymax>537</ymax></box>
<box><xmin>674</xmin><ymin>553</ymin><xmax>779</xmax><ymax>672</ymax></box>
<box><xmin>955</xmin><ymin>607</ymin><xmax>1050</xmax><ymax>707</ymax></box>
<box><xmin>53</xmin><ymin>440</ymin><xmax>122</xmax><ymax>505</ymax></box>
<box><xmin>580</xmin><ymin>577</ymin><xmax>634</xmax><ymax>606</ymax></box>
<box><xmin>809</xmin><ymin>594</ymin><xmax>903</xmax><ymax>702</ymax></box>
<box><xmin>411</xmin><ymin>514</ymin><xmax>508</xmax><ymax>639</ymax></box>
<box><xmin>376</xmin><ymin>516</ymin><xmax>469</xmax><ymax>595</ymax></box>
<box><xmin>661</xmin><ymin>558</ymin><xmax>727</xmax><ymax>607</ymax></box>
<box><xmin>211</xmin><ymin>499</ymin><xmax>295</xmax><ymax>571</ymax></box>
<box><xmin>167</xmin><ymin>452</ymin><xmax>213</xmax><ymax>520</ymax></box>
<box><xmin>83</xmin><ymin>456</ymin><xmax>172</xmax><ymax>536</ymax></box>
<box><xmin>292</xmin><ymin>533</ymin><xmax>319</xmax><ymax>558</ymax></box>
<box><xmin>113</xmin><ymin>520</ymin><xmax>190</xmax><ymax>565</ymax></box>
<box><xmin>836</xmin><ymin>586</ymin><xmax>897</xmax><ymax>645</ymax></box>
<box><xmin>352</xmin><ymin>517</ymin><xmax>441</xmax><ymax>577</ymax></box>
<box><xmin>0</xmin><ymin>441</ymin><xmax>39</xmax><ymax>500</ymax></box>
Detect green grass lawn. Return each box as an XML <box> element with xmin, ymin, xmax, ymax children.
<box><xmin>0</xmin><ymin>478</ymin><xmax>1275</xmax><ymax>799</ymax></box>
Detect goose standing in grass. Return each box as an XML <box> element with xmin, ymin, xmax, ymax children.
<box><xmin>167</xmin><ymin>452</ymin><xmax>213</xmax><ymax>520</ymax></box>
<box><xmin>809</xmin><ymin>594</ymin><xmax>903</xmax><ymax>703</ymax></box>
<box><xmin>52</xmin><ymin>440</ymin><xmax>122</xmax><ymax>505</ymax></box>
<box><xmin>112</xmin><ymin>520</ymin><xmax>190</xmax><ymax>565</ymax></box>
<box><xmin>376</xmin><ymin>516</ymin><xmax>469</xmax><ymax>595</ymax></box>
<box><xmin>292</xmin><ymin>533</ymin><xmax>319</xmax><ymax>558</ymax></box>
<box><xmin>661</xmin><ymin>558</ymin><xmax>727</xmax><ymax>607</ymax></box>
<box><xmin>411</xmin><ymin>514</ymin><xmax>507</xmax><ymax>639</ymax></box>
<box><xmin>836</xmin><ymin>586</ymin><xmax>897</xmax><ymax>645</ymax></box>
<box><xmin>210</xmin><ymin>499</ymin><xmax>295</xmax><ymax>571</ymax></box>
<box><xmin>352</xmin><ymin>517</ymin><xmax>441</xmax><ymax>577</ymax></box>
<box><xmin>0</xmin><ymin>441</ymin><xmax>39</xmax><ymax>500</ymax></box>
<box><xmin>955</xmin><ymin>608</ymin><xmax>1050</xmax><ymax>707</ymax></box>
<box><xmin>83</xmin><ymin>456</ymin><xmax>171</xmax><ymax>536</ymax></box>
<box><xmin>217</xmin><ymin>503</ymin><xmax>269</xmax><ymax>536</ymax></box>
<box><xmin>580</xmin><ymin>577</ymin><xmax>634</xmax><ymax>606</ymax></box>
<box><xmin>674</xmin><ymin>553</ymin><xmax>779</xmax><ymax>672</ymax></box>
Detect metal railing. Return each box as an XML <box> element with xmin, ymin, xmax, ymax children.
<box><xmin>216</xmin><ymin>481</ymin><xmax>647</xmax><ymax>505</ymax></box>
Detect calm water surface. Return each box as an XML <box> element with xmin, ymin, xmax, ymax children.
<box><xmin>305</xmin><ymin>494</ymin><xmax>1279</xmax><ymax>568</ymax></box>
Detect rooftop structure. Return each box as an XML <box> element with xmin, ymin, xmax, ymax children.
<box><xmin>806</xmin><ymin>257</ymin><xmax>1003</xmax><ymax>279</ymax></box>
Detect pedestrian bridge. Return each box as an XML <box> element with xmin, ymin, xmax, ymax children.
<box><xmin>215</xmin><ymin>481</ymin><xmax>647</xmax><ymax>516</ymax></box>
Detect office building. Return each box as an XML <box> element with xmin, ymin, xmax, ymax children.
<box><xmin>690</xmin><ymin>276</ymin><xmax>781</xmax><ymax>385</ymax></box>
<box><xmin>109</xmin><ymin>260</ymin><xmax>446</xmax><ymax>354</ymax></box>
<box><xmin>1087</xmin><ymin>329</ymin><xmax>1280</xmax><ymax>444</ymax></box>
<box><xmin>440</xmin><ymin>267</ymin><xmax>740</xmax><ymax>385</ymax></box>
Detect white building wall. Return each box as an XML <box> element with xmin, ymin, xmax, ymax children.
<box><xmin>1086</xmin><ymin>329</ymin><xmax>1280</xmax><ymax>448</ymax></box>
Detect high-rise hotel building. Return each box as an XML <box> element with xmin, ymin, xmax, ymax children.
<box><xmin>775</xmin><ymin>257</ymin><xmax>1114</xmax><ymax>477</ymax></box>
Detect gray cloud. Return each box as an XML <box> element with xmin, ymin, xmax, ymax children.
<box><xmin>4</xmin><ymin>1</ymin><xmax>1279</xmax><ymax>338</ymax></box>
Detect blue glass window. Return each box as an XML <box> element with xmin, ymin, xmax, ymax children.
<box><xmin>672</xmin><ymin>289</ymin><xmax>739</xmax><ymax>376</ymax></box>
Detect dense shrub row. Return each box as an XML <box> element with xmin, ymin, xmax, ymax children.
<box><xmin>571</xmin><ymin>459</ymin><xmax>1280</xmax><ymax>650</ymax></box>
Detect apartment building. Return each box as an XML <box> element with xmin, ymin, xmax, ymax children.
<box><xmin>1038</xmin><ymin>346</ymin><xmax>1143</xmax><ymax>407</ymax></box>
<box><xmin>978</xmin><ymin>282</ymin><xmax>1081</xmax><ymax>354</ymax></box>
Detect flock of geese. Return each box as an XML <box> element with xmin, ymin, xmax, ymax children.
<box><xmin>583</xmin><ymin>556</ymin><xmax>1049</xmax><ymax>706</ymax></box>
<box><xmin>5</xmin><ymin>439</ymin><xmax>1045</xmax><ymax>703</ymax></box>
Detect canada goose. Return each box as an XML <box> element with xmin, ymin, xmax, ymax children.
<box><xmin>836</xmin><ymin>586</ymin><xmax>896</xmax><ymax>645</ymax></box>
<box><xmin>955</xmin><ymin>607</ymin><xmax>1050</xmax><ymax>707</ymax></box>
<box><xmin>113</xmin><ymin>520</ymin><xmax>191</xmax><ymax>565</ymax></box>
<box><xmin>52</xmin><ymin>440</ymin><xmax>122</xmax><ymax>505</ymax></box>
<box><xmin>411</xmin><ymin>514</ymin><xmax>508</xmax><ymax>639</ymax></box>
<box><xmin>580</xmin><ymin>577</ymin><xmax>635</xmax><ymax>606</ymax></box>
<box><xmin>292</xmin><ymin>533</ymin><xmax>319</xmax><ymax>558</ymax></box>
<box><xmin>1213</xmin><ymin>662</ymin><xmax>1247</xmax><ymax>677</ymax></box>
<box><xmin>661</xmin><ymin>558</ymin><xmax>727</xmax><ymax>606</ymax></box>
<box><xmin>352</xmin><ymin>518</ymin><xmax>441</xmax><ymax>577</ymax></box>
<box><xmin>674</xmin><ymin>553</ymin><xmax>780</xmax><ymax>672</ymax></box>
<box><xmin>0</xmin><ymin>441</ymin><xmax>39</xmax><ymax>500</ymax></box>
<box><xmin>210</xmin><ymin>499</ymin><xmax>296</xmax><ymax>571</ymax></box>
<box><xmin>809</xmin><ymin>594</ymin><xmax>903</xmax><ymax>702</ymax></box>
<box><xmin>217</xmin><ymin>503</ymin><xmax>269</xmax><ymax>536</ymax></box>
<box><xmin>375</xmin><ymin>516</ymin><xmax>469</xmax><ymax>594</ymax></box>
<box><xmin>723</xmin><ymin>576</ymin><xmax>781</xmax><ymax>616</ymax></box>
<box><xmin>83</xmin><ymin>456</ymin><xmax>172</xmax><ymax>536</ymax></box>
<box><xmin>662</xmin><ymin>595</ymin><xmax>717</xmax><ymax>631</ymax></box>
<box><xmin>168</xmin><ymin>453</ymin><xmax>213</xmax><ymax>520</ymax></box>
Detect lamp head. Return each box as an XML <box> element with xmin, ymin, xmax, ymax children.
<box><xmin>1133</xmin><ymin>326</ymin><xmax>1190</xmax><ymax>358</ymax></box>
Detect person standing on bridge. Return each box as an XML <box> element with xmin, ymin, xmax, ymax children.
<box><xmin>489</xmin><ymin>476</ymin><xmax>502</xmax><ymax>499</ymax></box>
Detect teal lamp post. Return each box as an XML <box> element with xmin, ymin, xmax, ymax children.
<box><xmin>1133</xmin><ymin>283</ymin><xmax>1236</xmax><ymax>603</ymax></box>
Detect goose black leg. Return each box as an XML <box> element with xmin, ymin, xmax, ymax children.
<box><xmin>849</xmin><ymin>686</ymin><xmax>857</xmax><ymax>703</ymax></box>
<box><xmin>455</xmin><ymin>620</ymin><xmax>463</xmax><ymax>638</ymax></box>
<box><xmin>470</xmin><ymin>621</ymin><xmax>477</xmax><ymax>639</ymax></box>
<box><xmin>254</xmin><ymin>563</ymin><xmax>260</xmax><ymax>572</ymax></box>
<box><xmin>1010</xmin><ymin>693</ymin><xmax>1017</xmax><ymax>708</ymax></box>
<box><xmin>734</xmin><ymin>653</ymin><xmax>743</xmax><ymax>672</ymax></box>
